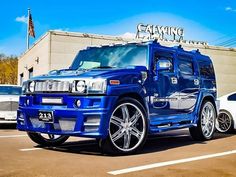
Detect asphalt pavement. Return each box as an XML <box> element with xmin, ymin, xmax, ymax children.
<box><xmin>0</xmin><ymin>125</ymin><xmax>236</xmax><ymax>177</ymax></box>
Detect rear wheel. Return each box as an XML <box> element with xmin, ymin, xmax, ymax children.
<box><xmin>27</xmin><ymin>132</ymin><xmax>69</xmax><ymax>146</ymax></box>
<box><xmin>100</xmin><ymin>97</ymin><xmax>148</xmax><ymax>155</ymax></box>
<box><xmin>190</xmin><ymin>101</ymin><xmax>216</xmax><ymax>140</ymax></box>
<box><xmin>216</xmin><ymin>110</ymin><xmax>234</xmax><ymax>133</ymax></box>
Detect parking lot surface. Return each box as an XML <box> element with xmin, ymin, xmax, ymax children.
<box><xmin>0</xmin><ymin>126</ymin><xmax>236</xmax><ymax>177</ymax></box>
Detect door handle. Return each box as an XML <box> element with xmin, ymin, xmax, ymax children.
<box><xmin>194</xmin><ymin>79</ymin><xmax>199</xmax><ymax>86</ymax></box>
<box><xmin>171</xmin><ymin>77</ymin><xmax>178</xmax><ymax>84</ymax></box>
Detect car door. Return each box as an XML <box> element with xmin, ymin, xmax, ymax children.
<box><xmin>177</xmin><ymin>54</ymin><xmax>200</xmax><ymax>113</ymax></box>
<box><xmin>149</xmin><ymin>49</ymin><xmax>180</xmax><ymax>116</ymax></box>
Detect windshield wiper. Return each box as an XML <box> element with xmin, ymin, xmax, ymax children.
<box><xmin>91</xmin><ymin>66</ymin><xmax>114</xmax><ymax>69</ymax></box>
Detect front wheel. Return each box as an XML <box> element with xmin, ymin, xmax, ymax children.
<box><xmin>216</xmin><ymin>110</ymin><xmax>234</xmax><ymax>133</ymax></box>
<box><xmin>27</xmin><ymin>132</ymin><xmax>69</xmax><ymax>146</ymax></box>
<box><xmin>100</xmin><ymin>97</ymin><xmax>148</xmax><ymax>155</ymax></box>
<box><xmin>190</xmin><ymin>101</ymin><xmax>216</xmax><ymax>141</ymax></box>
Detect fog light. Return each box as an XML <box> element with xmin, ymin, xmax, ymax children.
<box><xmin>18</xmin><ymin>113</ymin><xmax>24</xmax><ymax>121</ymax></box>
<box><xmin>75</xmin><ymin>100</ymin><xmax>81</xmax><ymax>108</ymax></box>
<box><xmin>26</xmin><ymin>99</ymin><xmax>30</xmax><ymax>106</ymax></box>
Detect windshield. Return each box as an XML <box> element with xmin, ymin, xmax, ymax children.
<box><xmin>70</xmin><ymin>45</ymin><xmax>147</xmax><ymax>70</ymax></box>
<box><xmin>0</xmin><ymin>86</ymin><xmax>22</xmax><ymax>95</ymax></box>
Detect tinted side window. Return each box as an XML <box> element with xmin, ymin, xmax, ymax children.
<box><xmin>199</xmin><ymin>61</ymin><xmax>215</xmax><ymax>79</ymax></box>
<box><xmin>178</xmin><ymin>59</ymin><xmax>194</xmax><ymax>75</ymax></box>
<box><xmin>228</xmin><ymin>93</ymin><xmax>236</xmax><ymax>101</ymax></box>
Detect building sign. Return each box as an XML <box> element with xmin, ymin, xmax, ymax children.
<box><xmin>136</xmin><ymin>23</ymin><xmax>208</xmax><ymax>46</ymax></box>
<box><xmin>136</xmin><ymin>23</ymin><xmax>184</xmax><ymax>40</ymax></box>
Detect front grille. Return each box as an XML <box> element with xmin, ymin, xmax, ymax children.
<box><xmin>35</xmin><ymin>80</ymin><xmax>70</xmax><ymax>92</ymax></box>
<box><xmin>0</xmin><ymin>101</ymin><xmax>18</xmax><ymax>111</ymax></box>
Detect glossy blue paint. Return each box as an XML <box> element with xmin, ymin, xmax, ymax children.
<box><xmin>17</xmin><ymin>41</ymin><xmax>217</xmax><ymax>138</ymax></box>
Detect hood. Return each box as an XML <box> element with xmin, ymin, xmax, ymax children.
<box><xmin>32</xmin><ymin>66</ymin><xmax>147</xmax><ymax>81</ymax></box>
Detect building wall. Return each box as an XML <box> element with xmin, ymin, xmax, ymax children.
<box><xmin>49</xmin><ymin>31</ymin><xmax>128</xmax><ymax>71</ymax></box>
<box><xmin>18</xmin><ymin>33</ymin><xmax>50</xmax><ymax>85</ymax></box>
<box><xmin>200</xmin><ymin>48</ymin><xmax>236</xmax><ymax>97</ymax></box>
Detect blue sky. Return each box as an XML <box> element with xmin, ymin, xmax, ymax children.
<box><xmin>0</xmin><ymin>0</ymin><xmax>236</xmax><ymax>56</ymax></box>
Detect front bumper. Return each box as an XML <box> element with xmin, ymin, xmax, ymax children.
<box><xmin>0</xmin><ymin>111</ymin><xmax>17</xmax><ymax>123</ymax></box>
<box><xmin>17</xmin><ymin>94</ymin><xmax>118</xmax><ymax>138</ymax></box>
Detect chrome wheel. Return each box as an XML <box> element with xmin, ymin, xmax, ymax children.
<box><xmin>201</xmin><ymin>102</ymin><xmax>215</xmax><ymax>138</ymax></box>
<box><xmin>27</xmin><ymin>132</ymin><xmax>69</xmax><ymax>146</ymax></box>
<box><xmin>216</xmin><ymin>111</ymin><xmax>232</xmax><ymax>133</ymax></box>
<box><xmin>40</xmin><ymin>133</ymin><xmax>62</xmax><ymax>141</ymax></box>
<box><xmin>109</xmin><ymin>102</ymin><xmax>146</xmax><ymax>152</ymax></box>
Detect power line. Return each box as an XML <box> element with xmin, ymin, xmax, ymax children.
<box><xmin>216</xmin><ymin>38</ymin><xmax>236</xmax><ymax>46</ymax></box>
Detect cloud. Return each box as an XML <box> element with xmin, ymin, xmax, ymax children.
<box><xmin>119</xmin><ymin>32</ymin><xmax>136</xmax><ymax>39</ymax></box>
<box><xmin>15</xmin><ymin>15</ymin><xmax>27</xmax><ymax>24</ymax></box>
<box><xmin>225</xmin><ymin>7</ymin><xmax>236</xmax><ymax>12</ymax></box>
<box><xmin>52</xmin><ymin>28</ymin><xmax>70</xmax><ymax>32</ymax></box>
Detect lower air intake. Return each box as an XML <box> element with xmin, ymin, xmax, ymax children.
<box><xmin>58</xmin><ymin>119</ymin><xmax>76</xmax><ymax>131</ymax></box>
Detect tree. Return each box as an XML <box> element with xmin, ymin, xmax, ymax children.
<box><xmin>0</xmin><ymin>53</ymin><xmax>18</xmax><ymax>85</ymax></box>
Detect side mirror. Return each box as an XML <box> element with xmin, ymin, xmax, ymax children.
<box><xmin>154</xmin><ymin>60</ymin><xmax>172</xmax><ymax>81</ymax></box>
<box><xmin>156</xmin><ymin>60</ymin><xmax>172</xmax><ymax>71</ymax></box>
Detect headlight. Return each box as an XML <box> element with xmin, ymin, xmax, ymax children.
<box><xmin>28</xmin><ymin>81</ymin><xmax>35</xmax><ymax>93</ymax></box>
<box><xmin>72</xmin><ymin>78</ymin><xmax>106</xmax><ymax>94</ymax></box>
<box><xmin>76</xmin><ymin>80</ymin><xmax>86</xmax><ymax>93</ymax></box>
<box><xmin>88</xmin><ymin>78</ymin><xmax>106</xmax><ymax>94</ymax></box>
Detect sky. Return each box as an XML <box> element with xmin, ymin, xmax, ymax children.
<box><xmin>0</xmin><ymin>0</ymin><xmax>236</xmax><ymax>56</ymax></box>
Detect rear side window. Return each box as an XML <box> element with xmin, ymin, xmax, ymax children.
<box><xmin>199</xmin><ymin>61</ymin><xmax>215</xmax><ymax>79</ymax></box>
<box><xmin>178</xmin><ymin>59</ymin><xmax>194</xmax><ymax>75</ymax></box>
<box><xmin>228</xmin><ymin>93</ymin><xmax>236</xmax><ymax>101</ymax></box>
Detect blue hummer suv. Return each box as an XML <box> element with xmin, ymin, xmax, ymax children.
<box><xmin>17</xmin><ymin>40</ymin><xmax>218</xmax><ymax>154</ymax></box>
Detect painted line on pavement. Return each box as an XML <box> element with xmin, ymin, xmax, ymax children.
<box><xmin>19</xmin><ymin>147</ymin><xmax>43</xmax><ymax>151</ymax></box>
<box><xmin>108</xmin><ymin>149</ymin><xmax>236</xmax><ymax>175</ymax></box>
<box><xmin>0</xmin><ymin>134</ymin><xmax>27</xmax><ymax>138</ymax></box>
<box><xmin>149</xmin><ymin>135</ymin><xmax>189</xmax><ymax>140</ymax></box>
<box><xmin>19</xmin><ymin>142</ymin><xmax>98</xmax><ymax>152</ymax></box>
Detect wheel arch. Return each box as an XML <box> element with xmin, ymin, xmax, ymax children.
<box><xmin>117</xmin><ymin>92</ymin><xmax>148</xmax><ymax>113</ymax></box>
<box><xmin>202</xmin><ymin>95</ymin><xmax>217</xmax><ymax>109</ymax></box>
<box><xmin>194</xmin><ymin>94</ymin><xmax>217</xmax><ymax>124</ymax></box>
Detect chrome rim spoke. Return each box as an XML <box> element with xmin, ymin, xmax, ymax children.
<box><xmin>112</xmin><ymin>128</ymin><xmax>125</xmax><ymax>142</ymax></box>
<box><xmin>48</xmin><ymin>134</ymin><xmax>54</xmax><ymax>140</ymax></box>
<box><xmin>130</xmin><ymin>127</ymin><xmax>142</xmax><ymax>139</ymax></box>
<box><xmin>202</xmin><ymin>110</ymin><xmax>207</xmax><ymax>119</ymax></box>
<box><xmin>110</xmin><ymin>116</ymin><xmax>124</xmax><ymax>128</ymax></box>
<box><xmin>123</xmin><ymin>131</ymin><xmax>131</xmax><ymax>149</ymax></box>
<box><xmin>121</xmin><ymin>105</ymin><xmax>130</xmax><ymax>123</ymax></box>
<box><xmin>130</xmin><ymin>111</ymin><xmax>141</xmax><ymax>126</ymax></box>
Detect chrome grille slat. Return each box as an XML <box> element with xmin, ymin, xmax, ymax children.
<box><xmin>0</xmin><ymin>101</ymin><xmax>18</xmax><ymax>111</ymax></box>
<box><xmin>34</xmin><ymin>80</ymin><xmax>70</xmax><ymax>92</ymax></box>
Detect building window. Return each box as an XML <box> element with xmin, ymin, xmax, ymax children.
<box><xmin>20</xmin><ymin>73</ymin><xmax>24</xmax><ymax>85</ymax></box>
<box><xmin>28</xmin><ymin>68</ymin><xmax>33</xmax><ymax>79</ymax></box>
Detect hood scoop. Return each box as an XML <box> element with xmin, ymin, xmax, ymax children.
<box><xmin>48</xmin><ymin>69</ymin><xmax>85</xmax><ymax>76</ymax></box>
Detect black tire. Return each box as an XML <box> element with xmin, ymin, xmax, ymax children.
<box><xmin>100</xmin><ymin>97</ymin><xmax>148</xmax><ymax>155</ymax></box>
<box><xmin>190</xmin><ymin>100</ymin><xmax>216</xmax><ymax>141</ymax></box>
<box><xmin>216</xmin><ymin>110</ymin><xmax>234</xmax><ymax>133</ymax></box>
<box><xmin>27</xmin><ymin>132</ymin><xmax>69</xmax><ymax>146</ymax></box>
